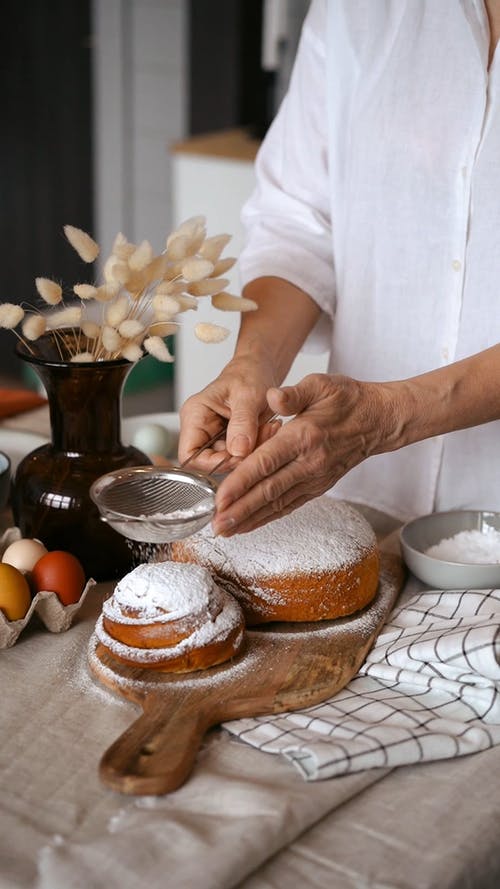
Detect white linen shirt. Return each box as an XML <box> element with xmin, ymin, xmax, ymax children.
<box><xmin>238</xmin><ymin>0</ymin><xmax>500</xmax><ymax>522</ymax></box>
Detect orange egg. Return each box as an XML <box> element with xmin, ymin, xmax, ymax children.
<box><xmin>32</xmin><ymin>551</ymin><xmax>86</xmax><ymax>606</ymax></box>
<box><xmin>0</xmin><ymin>563</ymin><xmax>32</xmax><ymax>620</ymax></box>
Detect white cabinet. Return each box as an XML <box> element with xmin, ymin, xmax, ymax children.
<box><xmin>171</xmin><ymin>129</ymin><xmax>328</xmax><ymax>410</ymax></box>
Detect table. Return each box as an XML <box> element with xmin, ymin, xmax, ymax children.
<box><xmin>1</xmin><ymin>407</ymin><xmax>500</xmax><ymax>889</ymax></box>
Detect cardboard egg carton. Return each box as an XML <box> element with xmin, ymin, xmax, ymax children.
<box><xmin>0</xmin><ymin>527</ymin><xmax>95</xmax><ymax>648</ymax></box>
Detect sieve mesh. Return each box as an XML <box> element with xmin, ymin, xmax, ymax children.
<box><xmin>90</xmin><ymin>467</ymin><xmax>217</xmax><ymax>543</ymax></box>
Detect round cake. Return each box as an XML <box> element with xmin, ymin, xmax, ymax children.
<box><xmin>95</xmin><ymin>561</ymin><xmax>245</xmax><ymax>672</ymax></box>
<box><xmin>171</xmin><ymin>497</ymin><xmax>380</xmax><ymax>625</ymax></box>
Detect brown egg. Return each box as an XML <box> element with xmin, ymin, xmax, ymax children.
<box><xmin>32</xmin><ymin>551</ymin><xmax>86</xmax><ymax>606</ymax></box>
<box><xmin>0</xmin><ymin>563</ymin><xmax>32</xmax><ymax>620</ymax></box>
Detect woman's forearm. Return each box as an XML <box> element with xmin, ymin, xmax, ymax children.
<box><xmin>383</xmin><ymin>343</ymin><xmax>500</xmax><ymax>452</ymax></box>
<box><xmin>237</xmin><ymin>276</ymin><xmax>321</xmax><ymax>384</ymax></box>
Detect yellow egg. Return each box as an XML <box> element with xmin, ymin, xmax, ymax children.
<box><xmin>0</xmin><ymin>563</ymin><xmax>32</xmax><ymax>621</ymax></box>
<box><xmin>2</xmin><ymin>538</ymin><xmax>48</xmax><ymax>573</ymax></box>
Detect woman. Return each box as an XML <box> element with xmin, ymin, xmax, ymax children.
<box><xmin>178</xmin><ymin>0</ymin><xmax>500</xmax><ymax>536</ymax></box>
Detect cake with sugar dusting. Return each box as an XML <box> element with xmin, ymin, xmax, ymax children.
<box><xmin>95</xmin><ymin>561</ymin><xmax>245</xmax><ymax>672</ymax></box>
<box><xmin>171</xmin><ymin>497</ymin><xmax>380</xmax><ymax>625</ymax></box>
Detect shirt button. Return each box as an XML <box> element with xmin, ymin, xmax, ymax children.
<box><xmin>461</xmin><ymin>165</ymin><xmax>468</xmax><ymax>178</ymax></box>
<box><xmin>452</xmin><ymin>259</ymin><xmax>462</xmax><ymax>271</ymax></box>
<box><xmin>442</xmin><ymin>347</ymin><xmax>449</xmax><ymax>361</ymax></box>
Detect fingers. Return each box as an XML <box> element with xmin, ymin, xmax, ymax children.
<box><xmin>225</xmin><ymin>408</ymin><xmax>257</xmax><ymax>458</ymax></box>
<box><xmin>208</xmin><ymin>374</ymin><xmax>383</xmax><ymax>536</ymax></box>
<box><xmin>178</xmin><ymin>397</ymin><xmax>227</xmax><ymax>465</ymax></box>
<box><xmin>267</xmin><ymin>374</ymin><xmax>327</xmax><ymax>418</ymax></box>
<box><xmin>178</xmin><ymin>398</ymin><xmax>281</xmax><ymax>473</ymax></box>
<box><xmin>216</xmin><ymin>486</ymin><xmax>315</xmax><ymax>536</ymax></box>
<box><xmin>212</xmin><ymin>424</ymin><xmax>328</xmax><ymax>535</ymax></box>
<box><xmin>196</xmin><ymin>417</ymin><xmax>283</xmax><ymax>477</ymax></box>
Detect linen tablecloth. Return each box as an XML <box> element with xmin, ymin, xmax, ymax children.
<box><xmin>1</xmin><ymin>410</ymin><xmax>500</xmax><ymax>888</ymax></box>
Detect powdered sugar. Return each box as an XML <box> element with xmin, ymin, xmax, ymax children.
<box><xmin>104</xmin><ymin>561</ymin><xmax>214</xmax><ymax>622</ymax></box>
<box><xmin>425</xmin><ymin>527</ymin><xmax>500</xmax><ymax>564</ymax></box>
<box><xmin>177</xmin><ymin>497</ymin><xmax>376</xmax><ymax>579</ymax></box>
<box><xmin>138</xmin><ymin>496</ymin><xmax>214</xmax><ymax>522</ymax></box>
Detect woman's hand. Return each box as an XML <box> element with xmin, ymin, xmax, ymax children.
<box><xmin>178</xmin><ymin>276</ymin><xmax>323</xmax><ymax>473</ymax></box>
<box><xmin>178</xmin><ymin>352</ymin><xmax>280</xmax><ymax>474</ymax></box>
<box><xmin>212</xmin><ymin>372</ymin><xmax>397</xmax><ymax>535</ymax></box>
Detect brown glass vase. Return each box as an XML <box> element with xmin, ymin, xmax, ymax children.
<box><xmin>11</xmin><ymin>335</ymin><xmax>151</xmax><ymax>581</ymax></box>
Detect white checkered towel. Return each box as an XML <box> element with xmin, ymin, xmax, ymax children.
<box><xmin>223</xmin><ymin>579</ymin><xmax>500</xmax><ymax>780</ymax></box>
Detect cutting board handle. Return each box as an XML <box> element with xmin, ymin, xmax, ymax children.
<box><xmin>99</xmin><ymin>690</ymin><xmax>220</xmax><ymax>795</ymax></box>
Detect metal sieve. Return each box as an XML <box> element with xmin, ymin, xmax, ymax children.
<box><xmin>90</xmin><ymin>413</ymin><xmax>280</xmax><ymax>544</ymax></box>
<box><xmin>89</xmin><ymin>466</ymin><xmax>218</xmax><ymax>543</ymax></box>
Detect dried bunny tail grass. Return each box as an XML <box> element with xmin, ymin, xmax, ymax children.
<box><xmin>47</xmin><ymin>306</ymin><xmax>82</xmax><ymax>329</ymax></box>
<box><xmin>35</xmin><ymin>277</ymin><xmax>63</xmax><ymax>305</ymax></box>
<box><xmin>174</xmin><ymin>294</ymin><xmax>198</xmax><ymax>312</ymax></box>
<box><xmin>194</xmin><ymin>322</ymin><xmax>230</xmax><ymax>343</ymax></box>
<box><xmin>113</xmin><ymin>243</ymin><xmax>136</xmax><ymax>261</ymax></box>
<box><xmin>172</xmin><ymin>215</ymin><xmax>206</xmax><ymax>239</ymax></box>
<box><xmin>103</xmin><ymin>256</ymin><xmax>118</xmax><ymax>284</ymax></box>
<box><xmin>143</xmin><ymin>253</ymin><xmax>169</xmax><ymax>281</ymax></box>
<box><xmin>212</xmin><ymin>292</ymin><xmax>258</xmax><ymax>312</ymax></box>
<box><xmin>118</xmin><ymin>319</ymin><xmax>145</xmax><ymax>338</ymax></box>
<box><xmin>101</xmin><ymin>325</ymin><xmax>123</xmax><ymax>352</ymax></box>
<box><xmin>120</xmin><ymin>342</ymin><xmax>144</xmax><ymax>362</ymax></box>
<box><xmin>112</xmin><ymin>231</ymin><xmax>129</xmax><ymax>250</ymax></box>
<box><xmin>187</xmin><ymin>277</ymin><xmax>229</xmax><ymax>297</ymax></box>
<box><xmin>71</xmin><ymin>352</ymin><xmax>95</xmax><ymax>363</ymax></box>
<box><xmin>112</xmin><ymin>232</ymin><xmax>135</xmax><ymax>260</ymax></box>
<box><xmin>153</xmin><ymin>293</ymin><xmax>180</xmax><ymax>316</ymax></box>
<box><xmin>181</xmin><ymin>257</ymin><xmax>214</xmax><ymax>282</ymax></box>
<box><xmin>81</xmin><ymin>320</ymin><xmax>101</xmax><ymax>339</ymax></box>
<box><xmin>144</xmin><ymin>336</ymin><xmax>174</xmax><ymax>362</ymax></box>
<box><xmin>211</xmin><ymin>256</ymin><xmax>236</xmax><ymax>276</ymax></box>
<box><xmin>184</xmin><ymin>229</ymin><xmax>206</xmax><ymax>257</ymax></box>
<box><xmin>148</xmin><ymin>320</ymin><xmax>179</xmax><ymax>337</ymax></box>
<box><xmin>95</xmin><ymin>282</ymin><xmax>120</xmax><ymax>302</ymax></box>
<box><xmin>73</xmin><ymin>283</ymin><xmax>98</xmax><ymax>300</ymax></box>
<box><xmin>64</xmin><ymin>225</ymin><xmax>100</xmax><ymax>263</ymax></box>
<box><xmin>22</xmin><ymin>314</ymin><xmax>47</xmax><ymax>341</ymax></box>
<box><xmin>0</xmin><ymin>303</ymin><xmax>25</xmax><ymax>329</ymax></box>
<box><xmin>129</xmin><ymin>239</ymin><xmax>154</xmax><ymax>271</ymax></box>
<box><xmin>125</xmin><ymin>268</ymin><xmax>151</xmax><ymax>297</ymax></box>
<box><xmin>155</xmin><ymin>279</ymin><xmax>185</xmax><ymax>297</ymax></box>
<box><xmin>108</xmin><ymin>261</ymin><xmax>130</xmax><ymax>285</ymax></box>
<box><xmin>165</xmin><ymin>234</ymin><xmax>193</xmax><ymax>262</ymax></box>
<box><xmin>106</xmin><ymin>294</ymin><xmax>130</xmax><ymax>327</ymax></box>
<box><xmin>166</xmin><ymin>259</ymin><xmax>190</xmax><ymax>279</ymax></box>
<box><xmin>199</xmin><ymin>234</ymin><xmax>231</xmax><ymax>262</ymax></box>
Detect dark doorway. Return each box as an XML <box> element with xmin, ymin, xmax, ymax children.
<box><xmin>0</xmin><ymin>0</ymin><xmax>93</xmax><ymax>381</ymax></box>
<box><xmin>188</xmin><ymin>0</ymin><xmax>273</xmax><ymax>140</ymax></box>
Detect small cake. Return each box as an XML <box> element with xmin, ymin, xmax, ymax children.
<box><xmin>95</xmin><ymin>561</ymin><xmax>245</xmax><ymax>672</ymax></box>
<box><xmin>171</xmin><ymin>497</ymin><xmax>380</xmax><ymax>625</ymax></box>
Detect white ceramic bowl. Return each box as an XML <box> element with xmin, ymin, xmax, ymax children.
<box><xmin>399</xmin><ymin>510</ymin><xmax>500</xmax><ymax>589</ymax></box>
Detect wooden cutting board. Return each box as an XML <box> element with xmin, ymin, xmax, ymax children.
<box><xmin>88</xmin><ymin>547</ymin><xmax>405</xmax><ymax>796</ymax></box>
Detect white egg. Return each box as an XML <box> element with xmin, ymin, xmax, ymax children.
<box><xmin>2</xmin><ymin>538</ymin><xmax>48</xmax><ymax>573</ymax></box>
<box><xmin>132</xmin><ymin>423</ymin><xmax>174</xmax><ymax>457</ymax></box>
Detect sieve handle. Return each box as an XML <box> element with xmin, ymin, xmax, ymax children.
<box><xmin>181</xmin><ymin>412</ymin><xmax>279</xmax><ymax>471</ymax></box>
<box><xmin>180</xmin><ymin>424</ymin><xmax>229</xmax><ymax>468</ymax></box>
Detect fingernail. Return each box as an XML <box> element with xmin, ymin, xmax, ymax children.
<box><xmin>213</xmin><ymin>516</ymin><xmax>236</xmax><ymax>536</ymax></box>
<box><xmin>230</xmin><ymin>434</ymin><xmax>250</xmax><ymax>457</ymax></box>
